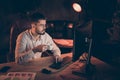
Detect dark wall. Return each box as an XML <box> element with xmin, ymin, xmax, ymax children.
<box><xmin>88</xmin><ymin>0</ymin><xmax>117</xmax><ymax>21</ymax></box>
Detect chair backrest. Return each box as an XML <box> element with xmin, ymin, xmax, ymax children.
<box><xmin>8</xmin><ymin>18</ymin><xmax>31</xmax><ymax>62</ymax></box>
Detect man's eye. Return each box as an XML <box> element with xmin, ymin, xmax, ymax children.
<box><xmin>37</xmin><ymin>24</ymin><xmax>45</xmax><ymax>27</ymax></box>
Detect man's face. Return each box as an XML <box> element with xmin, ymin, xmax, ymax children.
<box><xmin>35</xmin><ymin>19</ymin><xmax>46</xmax><ymax>35</ymax></box>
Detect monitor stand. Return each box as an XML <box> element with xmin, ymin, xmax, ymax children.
<box><xmin>72</xmin><ymin>39</ymin><xmax>96</xmax><ymax>78</ymax></box>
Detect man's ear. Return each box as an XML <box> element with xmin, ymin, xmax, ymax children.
<box><xmin>31</xmin><ymin>23</ymin><xmax>36</xmax><ymax>28</ymax></box>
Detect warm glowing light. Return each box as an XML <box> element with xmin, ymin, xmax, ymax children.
<box><xmin>68</xmin><ymin>23</ymin><xmax>73</xmax><ymax>28</ymax></box>
<box><xmin>72</xmin><ymin>3</ymin><xmax>82</xmax><ymax>13</ymax></box>
<box><xmin>50</xmin><ymin>23</ymin><xmax>54</xmax><ymax>27</ymax></box>
<box><xmin>53</xmin><ymin>39</ymin><xmax>73</xmax><ymax>48</ymax></box>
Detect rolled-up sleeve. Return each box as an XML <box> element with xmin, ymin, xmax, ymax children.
<box><xmin>45</xmin><ymin>34</ymin><xmax>61</xmax><ymax>57</ymax></box>
<box><xmin>15</xmin><ymin>32</ymin><xmax>34</xmax><ymax>63</ymax></box>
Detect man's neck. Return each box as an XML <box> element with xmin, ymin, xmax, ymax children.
<box><xmin>30</xmin><ymin>29</ymin><xmax>40</xmax><ymax>40</ymax></box>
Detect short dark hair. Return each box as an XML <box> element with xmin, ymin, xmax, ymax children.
<box><xmin>29</xmin><ymin>12</ymin><xmax>46</xmax><ymax>22</ymax></box>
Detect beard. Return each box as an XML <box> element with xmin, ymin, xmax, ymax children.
<box><xmin>36</xmin><ymin>30</ymin><xmax>45</xmax><ymax>35</ymax></box>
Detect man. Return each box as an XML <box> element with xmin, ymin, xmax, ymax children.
<box><xmin>15</xmin><ymin>12</ymin><xmax>62</xmax><ymax>64</ymax></box>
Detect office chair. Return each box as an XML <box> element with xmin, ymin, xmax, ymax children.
<box><xmin>7</xmin><ymin>19</ymin><xmax>31</xmax><ymax>62</ymax></box>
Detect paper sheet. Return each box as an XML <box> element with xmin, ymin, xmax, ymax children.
<box><xmin>0</xmin><ymin>72</ymin><xmax>36</xmax><ymax>80</ymax></box>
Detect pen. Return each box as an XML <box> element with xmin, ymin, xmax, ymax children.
<box><xmin>55</xmin><ymin>57</ymin><xmax>58</xmax><ymax>64</ymax></box>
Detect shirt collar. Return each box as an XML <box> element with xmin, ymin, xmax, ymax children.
<box><xmin>29</xmin><ymin>29</ymin><xmax>41</xmax><ymax>41</ymax></box>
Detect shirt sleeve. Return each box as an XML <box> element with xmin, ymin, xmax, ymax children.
<box><xmin>15</xmin><ymin>32</ymin><xmax>34</xmax><ymax>64</ymax></box>
<box><xmin>45</xmin><ymin>33</ymin><xmax>61</xmax><ymax>57</ymax></box>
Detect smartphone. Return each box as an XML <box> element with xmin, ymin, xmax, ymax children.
<box><xmin>0</xmin><ymin>66</ymin><xmax>11</xmax><ymax>73</ymax></box>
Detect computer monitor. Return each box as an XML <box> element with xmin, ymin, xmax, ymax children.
<box><xmin>72</xmin><ymin>20</ymin><xmax>92</xmax><ymax>61</ymax></box>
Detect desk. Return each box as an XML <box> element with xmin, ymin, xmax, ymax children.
<box><xmin>53</xmin><ymin>39</ymin><xmax>73</xmax><ymax>48</ymax></box>
<box><xmin>0</xmin><ymin>53</ymin><xmax>120</xmax><ymax>80</ymax></box>
<box><xmin>57</xmin><ymin>55</ymin><xmax>120</xmax><ymax>80</ymax></box>
<box><xmin>0</xmin><ymin>53</ymin><xmax>72</xmax><ymax>80</ymax></box>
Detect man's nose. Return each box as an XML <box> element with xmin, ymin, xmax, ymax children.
<box><xmin>43</xmin><ymin>26</ymin><xmax>46</xmax><ymax>30</ymax></box>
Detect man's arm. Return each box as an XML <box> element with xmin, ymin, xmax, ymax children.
<box><xmin>15</xmin><ymin>32</ymin><xmax>34</xmax><ymax>63</ymax></box>
<box><xmin>45</xmin><ymin>33</ymin><xmax>62</xmax><ymax>62</ymax></box>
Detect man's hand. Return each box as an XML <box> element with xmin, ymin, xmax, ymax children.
<box><xmin>32</xmin><ymin>45</ymin><xmax>49</xmax><ymax>53</ymax></box>
<box><xmin>55</xmin><ymin>55</ymin><xmax>63</xmax><ymax>63</ymax></box>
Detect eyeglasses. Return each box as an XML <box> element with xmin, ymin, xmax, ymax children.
<box><xmin>37</xmin><ymin>24</ymin><xmax>48</xmax><ymax>28</ymax></box>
